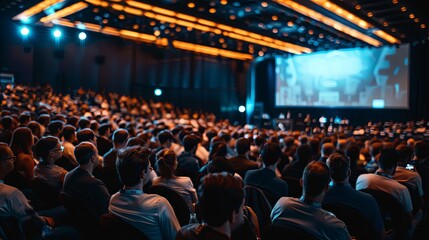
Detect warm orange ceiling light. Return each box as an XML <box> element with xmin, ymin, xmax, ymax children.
<box><xmin>276</xmin><ymin>0</ymin><xmax>384</xmax><ymax>46</ymax></box>
<box><xmin>40</xmin><ymin>2</ymin><xmax>88</xmax><ymax>23</ymax></box>
<box><xmin>13</xmin><ymin>0</ymin><xmax>65</xmax><ymax>21</ymax></box>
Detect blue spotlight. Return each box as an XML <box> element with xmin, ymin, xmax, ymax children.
<box><xmin>78</xmin><ymin>32</ymin><xmax>87</xmax><ymax>40</ymax></box>
<box><xmin>53</xmin><ymin>29</ymin><xmax>62</xmax><ymax>38</ymax></box>
<box><xmin>238</xmin><ymin>105</ymin><xmax>246</xmax><ymax>113</ymax></box>
<box><xmin>20</xmin><ymin>26</ymin><xmax>30</xmax><ymax>36</ymax></box>
<box><xmin>154</xmin><ymin>88</ymin><xmax>162</xmax><ymax>96</ymax></box>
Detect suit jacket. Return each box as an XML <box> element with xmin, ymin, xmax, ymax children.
<box><xmin>244</xmin><ymin>167</ymin><xmax>289</xmax><ymax>205</ymax></box>
<box><xmin>228</xmin><ymin>155</ymin><xmax>259</xmax><ymax>179</ymax></box>
<box><xmin>63</xmin><ymin>167</ymin><xmax>110</xmax><ymax>217</ymax></box>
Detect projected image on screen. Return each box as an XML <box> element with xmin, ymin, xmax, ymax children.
<box><xmin>275</xmin><ymin>44</ymin><xmax>409</xmax><ymax>108</ymax></box>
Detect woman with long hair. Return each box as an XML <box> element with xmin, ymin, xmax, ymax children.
<box><xmin>9</xmin><ymin>127</ymin><xmax>36</xmax><ymax>180</ymax></box>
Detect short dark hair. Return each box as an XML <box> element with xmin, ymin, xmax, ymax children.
<box><xmin>344</xmin><ymin>142</ymin><xmax>360</xmax><ymax>162</ymax></box>
<box><xmin>113</xmin><ymin>128</ymin><xmax>129</xmax><ymax>145</ymax></box>
<box><xmin>116</xmin><ymin>146</ymin><xmax>151</xmax><ymax>186</ymax></box>
<box><xmin>260</xmin><ymin>142</ymin><xmax>281</xmax><ymax>166</ymax></box>
<box><xmin>126</xmin><ymin>137</ymin><xmax>145</xmax><ymax>147</ymax></box>
<box><xmin>378</xmin><ymin>148</ymin><xmax>399</xmax><ymax>170</ymax></box>
<box><xmin>302</xmin><ymin>161</ymin><xmax>330</xmax><ymax>198</ymax></box>
<box><xmin>327</xmin><ymin>153</ymin><xmax>350</xmax><ymax>182</ymax></box>
<box><xmin>207</xmin><ymin>156</ymin><xmax>235</xmax><ymax>175</ymax></box>
<box><xmin>74</xmin><ymin>142</ymin><xmax>97</xmax><ymax>165</ymax></box>
<box><xmin>235</xmin><ymin>138</ymin><xmax>250</xmax><ymax>155</ymax></box>
<box><xmin>62</xmin><ymin>125</ymin><xmax>76</xmax><ymax>141</ymax></box>
<box><xmin>34</xmin><ymin>136</ymin><xmax>60</xmax><ymax>161</ymax></box>
<box><xmin>183</xmin><ymin>134</ymin><xmax>201</xmax><ymax>152</ymax></box>
<box><xmin>48</xmin><ymin>120</ymin><xmax>64</xmax><ymax>136</ymax></box>
<box><xmin>155</xmin><ymin>149</ymin><xmax>177</xmax><ymax>178</ymax></box>
<box><xmin>1</xmin><ymin>116</ymin><xmax>13</xmax><ymax>129</ymax></box>
<box><xmin>197</xmin><ymin>172</ymin><xmax>244</xmax><ymax>227</ymax></box>
<box><xmin>78</xmin><ymin>117</ymin><xmax>91</xmax><ymax>129</ymax></box>
<box><xmin>76</xmin><ymin>128</ymin><xmax>95</xmax><ymax>143</ymax></box>
<box><xmin>414</xmin><ymin>141</ymin><xmax>429</xmax><ymax>160</ymax></box>
<box><xmin>157</xmin><ymin>130</ymin><xmax>175</xmax><ymax>144</ymax></box>
<box><xmin>295</xmin><ymin>144</ymin><xmax>313</xmax><ymax>163</ymax></box>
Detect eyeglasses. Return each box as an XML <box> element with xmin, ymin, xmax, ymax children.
<box><xmin>51</xmin><ymin>146</ymin><xmax>64</xmax><ymax>152</ymax></box>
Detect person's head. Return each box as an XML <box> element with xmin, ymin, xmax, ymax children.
<box><xmin>125</xmin><ymin>136</ymin><xmax>146</xmax><ymax>147</ymax></box>
<box><xmin>370</xmin><ymin>141</ymin><xmax>383</xmax><ymax>158</ymax></box>
<box><xmin>34</xmin><ymin>136</ymin><xmax>62</xmax><ymax>162</ymax></box>
<box><xmin>378</xmin><ymin>148</ymin><xmax>399</xmax><ymax>171</ymax></box>
<box><xmin>183</xmin><ymin>134</ymin><xmax>201</xmax><ymax>153</ymax></box>
<box><xmin>27</xmin><ymin>121</ymin><xmax>42</xmax><ymax>139</ymax></box>
<box><xmin>396</xmin><ymin>143</ymin><xmax>413</xmax><ymax>166</ymax></box>
<box><xmin>295</xmin><ymin>144</ymin><xmax>313</xmax><ymax>163</ymax></box>
<box><xmin>1</xmin><ymin>116</ymin><xmax>14</xmax><ymax>130</ymax></box>
<box><xmin>157</xmin><ymin>130</ymin><xmax>175</xmax><ymax>147</ymax></box>
<box><xmin>0</xmin><ymin>144</ymin><xmax>15</xmax><ymax>178</ymax></box>
<box><xmin>74</xmin><ymin>141</ymin><xmax>98</xmax><ymax>166</ymax></box>
<box><xmin>19</xmin><ymin>113</ymin><xmax>31</xmax><ymax>126</ymax></box>
<box><xmin>116</xmin><ymin>146</ymin><xmax>152</xmax><ymax>186</ymax></box>
<box><xmin>413</xmin><ymin>141</ymin><xmax>429</xmax><ymax>160</ymax></box>
<box><xmin>344</xmin><ymin>142</ymin><xmax>360</xmax><ymax>162</ymax></box>
<box><xmin>254</xmin><ymin>135</ymin><xmax>267</xmax><ymax>148</ymax></box>
<box><xmin>260</xmin><ymin>142</ymin><xmax>281</xmax><ymax>167</ymax></box>
<box><xmin>155</xmin><ymin>149</ymin><xmax>177</xmax><ymax>178</ymax></box>
<box><xmin>78</xmin><ymin>117</ymin><xmax>91</xmax><ymax>130</ymax></box>
<box><xmin>47</xmin><ymin>120</ymin><xmax>64</xmax><ymax>137</ymax></box>
<box><xmin>9</xmin><ymin>127</ymin><xmax>34</xmax><ymax>155</ymax></box>
<box><xmin>76</xmin><ymin>128</ymin><xmax>96</xmax><ymax>144</ymax></box>
<box><xmin>197</xmin><ymin>172</ymin><xmax>244</xmax><ymax>228</ymax></box>
<box><xmin>209</xmin><ymin>141</ymin><xmax>228</xmax><ymax>160</ymax></box>
<box><xmin>207</xmin><ymin>156</ymin><xmax>235</xmax><ymax>175</ymax></box>
<box><xmin>326</xmin><ymin>153</ymin><xmax>350</xmax><ymax>182</ymax></box>
<box><xmin>301</xmin><ymin>161</ymin><xmax>330</xmax><ymax>199</ymax></box>
<box><xmin>62</xmin><ymin>125</ymin><xmax>76</xmax><ymax>143</ymax></box>
<box><xmin>112</xmin><ymin>128</ymin><xmax>129</xmax><ymax>148</ymax></box>
<box><xmin>98</xmin><ymin>123</ymin><xmax>111</xmax><ymax>137</ymax></box>
<box><xmin>321</xmin><ymin>142</ymin><xmax>335</xmax><ymax>157</ymax></box>
<box><xmin>235</xmin><ymin>137</ymin><xmax>250</xmax><ymax>156</ymax></box>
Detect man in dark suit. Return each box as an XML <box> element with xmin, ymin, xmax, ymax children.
<box><xmin>244</xmin><ymin>142</ymin><xmax>288</xmax><ymax>205</ymax></box>
<box><xmin>62</xmin><ymin>141</ymin><xmax>110</xmax><ymax>217</ymax></box>
<box><xmin>96</xmin><ymin>123</ymin><xmax>112</xmax><ymax>156</ymax></box>
<box><xmin>229</xmin><ymin>138</ymin><xmax>259</xmax><ymax>179</ymax></box>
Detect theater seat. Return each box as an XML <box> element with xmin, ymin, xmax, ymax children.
<box><xmin>100</xmin><ymin>213</ymin><xmax>149</xmax><ymax>240</ymax></box>
<box><xmin>322</xmin><ymin>202</ymin><xmax>377</xmax><ymax>240</ymax></box>
<box><xmin>261</xmin><ymin>223</ymin><xmax>319</xmax><ymax>240</ymax></box>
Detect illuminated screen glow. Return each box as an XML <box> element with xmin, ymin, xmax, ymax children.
<box><xmin>275</xmin><ymin>44</ymin><xmax>409</xmax><ymax>109</ymax></box>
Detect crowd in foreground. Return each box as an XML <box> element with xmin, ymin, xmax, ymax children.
<box><xmin>0</xmin><ymin>84</ymin><xmax>428</xmax><ymax>240</ymax></box>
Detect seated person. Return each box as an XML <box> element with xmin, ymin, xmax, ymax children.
<box><xmin>34</xmin><ymin>136</ymin><xmax>68</xmax><ymax>190</ymax></box>
<box><xmin>0</xmin><ymin>144</ymin><xmax>78</xmax><ymax>239</ymax></box>
<box><xmin>323</xmin><ymin>153</ymin><xmax>385</xmax><ymax>239</ymax></box>
<box><xmin>152</xmin><ymin>149</ymin><xmax>197</xmax><ymax>213</ymax></box>
<box><xmin>244</xmin><ymin>142</ymin><xmax>288</xmax><ymax>205</ymax></box>
<box><xmin>177</xmin><ymin>172</ymin><xmax>257</xmax><ymax>240</ymax></box>
<box><xmin>109</xmin><ymin>146</ymin><xmax>180</xmax><ymax>240</ymax></box>
<box><xmin>271</xmin><ymin>161</ymin><xmax>350</xmax><ymax>240</ymax></box>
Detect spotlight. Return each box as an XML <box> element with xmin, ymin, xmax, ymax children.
<box><xmin>238</xmin><ymin>105</ymin><xmax>246</xmax><ymax>113</ymax></box>
<box><xmin>78</xmin><ymin>32</ymin><xmax>87</xmax><ymax>40</ymax></box>
<box><xmin>154</xmin><ymin>88</ymin><xmax>162</xmax><ymax>96</ymax></box>
<box><xmin>20</xmin><ymin>26</ymin><xmax>30</xmax><ymax>36</ymax></box>
<box><xmin>53</xmin><ymin>29</ymin><xmax>62</xmax><ymax>38</ymax></box>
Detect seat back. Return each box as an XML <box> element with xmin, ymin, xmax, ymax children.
<box><xmin>359</xmin><ymin>188</ymin><xmax>409</xmax><ymax>239</ymax></box>
<box><xmin>244</xmin><ymin>185</ymin><xmax>273</xmax><ymax>231</ymax></box>
<box><xmin>322</xmin><ymin>203</ymin><xmax>377</xmax><ymax>240</ymax></box>
<box><xmin>281</xmin><ymin>176</ymin><xmax>302</xmax><ymax>198</ymax></box>
<box><xmin>261</xmin><ymin>223</ymin><xmax>319</xmax><ymax>240</ymax></box>
<box><xmin>100</xmin><ymin>213</ymin><xmax>149</xmax><ymax>240</ymax></box>
<box><xmin>146</xmin><ymin>185</ymin><xmax>190</xmax><ymax>226</ymax></box>
<box><xmin>400</xmin><ymin>182</ymin><xmax>422</xmax><ymax>216</ymax></box>
<box><xmin>60</xmin><ymin>192</ymin><xmax>100</xmax><ymax>240</ymax></box>
<box><xmin>30</xmin><ymin>178</ymin><xmax>62</xmax><ymax>211</ymax></box>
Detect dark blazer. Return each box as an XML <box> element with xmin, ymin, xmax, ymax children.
<box><xmin>62</xmin><ymin>167</ymin><xmax>110</xmax><ymax>217</ymax></box>
<box><xmin>228</xmin><ymin>155</ymin><xmax>259</xmax><ymax>179</ymax></box>
<box><xmin>244</xmin><ymin>167</ymin><xmax>289</xmax><ymax>205</ymax></box>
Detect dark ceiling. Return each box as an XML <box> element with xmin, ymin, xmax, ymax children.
<box><xmin>1</xmin><ymin>0</ymin><xmax>428</xmax><ymax>59</ymax></box>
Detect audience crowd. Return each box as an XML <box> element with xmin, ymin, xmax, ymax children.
<box><xmin>1</xmin><ymin>83</ymin><xmax>429</xmax><ymax>240</ymax></box>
